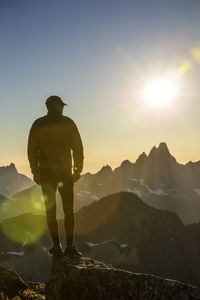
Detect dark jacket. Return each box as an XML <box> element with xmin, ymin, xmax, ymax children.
<box><xmin>27</xmin><ymin>111</ymin><xmax>84</xmax><ymax>176</ymax></box>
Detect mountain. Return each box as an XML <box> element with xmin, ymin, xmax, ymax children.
<box><xmin>1</xmin><ymin>192</ymin><xmax>200</xmax><ymax>286</ymax></box>
<box><xmin>2</xmin><ymin>142</ymin><xmax>200</xmax><ymax>223</ymax></box>
<box><xmin>0</xmin><ymin>163</ymin><xmax>34</xmax><ymax>197</ymax></box>
<box><xmin>74</xmin><ymin>192</ymin><xmax>200</xmax><ymax>286</ymax></box>
<box><xmin>74</xmin><ymin>142</ymin><xmax>200</xmax><ymax>224</ymax></box>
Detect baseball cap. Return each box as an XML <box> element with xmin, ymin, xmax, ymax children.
<box><xmin>45</xmin><ymin>95</ymin><xmax>68</xmax><ymax>107</ymax></box>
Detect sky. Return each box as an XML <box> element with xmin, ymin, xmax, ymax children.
<box><xmin>1</xmin><ymin>0</ymin><xmax>200</xmax><ymax>177</ymax></box>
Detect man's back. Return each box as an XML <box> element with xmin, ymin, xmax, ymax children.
<box><xmin>28</xmin><ymin>112</ymin><xmax>84</xmax><ymax>176</ymax></box>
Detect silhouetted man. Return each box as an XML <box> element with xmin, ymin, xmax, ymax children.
<box><xmin>27</xmin><ymin>95</ymin><xmax>84</xmax><ymax>257</ymax></box>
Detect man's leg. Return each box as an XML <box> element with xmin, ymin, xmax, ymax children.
<box><xmin>41</xmin><ymin>180</ymin><xmax>60</xmax><ymax>246</ymax></box>
<box><xmin>58</xmin><ymin>174</ymin><xmax>74</xmax><ymax>247</ymax></box>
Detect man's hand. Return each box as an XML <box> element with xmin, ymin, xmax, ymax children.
<box><xmin>72</xmin><ymin>171</ymin><xmax>81</xmax><ymax>182</ymax></box>
<box><xmin>33</xmin><ymin>173</ymin><xmax>40</xmax><ymax>185</ymax></box>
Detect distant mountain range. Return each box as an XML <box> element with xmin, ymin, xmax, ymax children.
<box><xmin>1</xmin><ymin>142</ymin><xmax>200</xmax><ymax>223</ymax></box>
<box><xmin>0</xmin><ymin>192</ymin><xmax>200</xmax><ymax>286</ymax></box>
<box><xmin>75</xmin><ymin>142</ymin><xmax>200</xmax><ymax>224</ymax></box>
<box><xmin>0</xmin><ymin>163</ymin><xmax>34</xmax><ymax>197</ymax></box>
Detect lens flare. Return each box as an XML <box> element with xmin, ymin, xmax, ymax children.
<box><xmin>178</xmin><ymin>60</ymin><xmax>192</xmax><ymax>74</ymax></box>
<box><xmin>191</xmin><ymin>47</ymin><xmax>200</xmax><ymax>64</ymax></box>
<box><xmin>0</xmin><ymin>213</ymin><xmax>46</xmax><ymax>245</ymax></box>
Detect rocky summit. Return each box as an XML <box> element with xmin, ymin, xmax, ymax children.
<box><xmin>46</xmin><ymin>256</ymin><xmax>200</xmax><ymax>300</ymax></box>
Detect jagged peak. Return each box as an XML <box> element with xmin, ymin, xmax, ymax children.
<box><xmin>158</xmin><ymin>142</ymin><xmax>170</xmax><ymax>153</ymax></box>
<box><xmin>148</xmin><ymin>145</ymin><xmax>157</xmax><ymax>156</ymax></box>
<box><xmin>9</xmin><ymin>162</ymin><xmax>17</xmax><ymax>170</ymax></box>
<box><xmin>186</xmin><ymin>160</ymin><xmax>200</xmax><ymax>167</ymax></box>
<box><xmin>135</xmin><ymin>152</ymin><xmax>147</xmax><ymax>164</ymax></box>
<box><xmin>120</xmin><ymin>160</ymin><xmax>132</xmax><ymax>167</ymax></box>
<box><xmin>0</xmin><ymin>162</ymin><xmax>16</xmax><ymax>168</ymax></box>
<box><xmin>0</xmin><ymin>162</ymin><xmax>17</xmax><ymax>173</ymax></box>
<box><xmin>148</xmin><ymin>143</ymin><xmax>171</xmax><ymax>157</ymax></box>
<box><xmin>96</xmin><ymin>164</ymin><xmax>113</xmax><ymax>175</ymax></box>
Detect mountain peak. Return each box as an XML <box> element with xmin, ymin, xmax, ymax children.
<box><xmin>148</xmin><ymin>143</ymin><xmax>171</xmax><ymax>158</ymax></box>
<box><xmin>96</xmin><ymin>165</ymin><xmax>113</xmax><ymax>176</ymax></box>
<box><xmin>135</xmin><ymin>152</ymin><xmax>147</xmax><ymax>165</ymax></box>
<box><xmin>0</xmin><ymin>162</ymin><xmax>17</xmax><ymax>175</ymax></box>
<box><xmin>158</xmin><ymin>142</ymin><xmax>170</xmax><ymax>153</ymax></box>
<box><xmin>9</xmin><ymin>162</ymin><xmax>17</xmax><ymax>172</ymax></box>
<box><xmin>120</xmin><ymin>160</ymin><xmax>132</xmax><ymax>168</ymax></box>
<box><xmin>148</xmin><ymin>145</ymin><xmax>157</xmax><ymax>157</ymax></box>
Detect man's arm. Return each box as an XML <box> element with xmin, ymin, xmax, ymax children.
<box><xmin>71</xmin><ymin>121</ymin><xmax>84</xmax><ymax>176</ymax></box>
<box><xmin>27</xmin><ymin>122</ymin><xmax>40</xmax><ymax>181</ymax></box>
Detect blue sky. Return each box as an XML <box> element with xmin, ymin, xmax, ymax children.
<box><xmin>1</xmin><ymin>0</ymin><xmax>200</xmax><ymax>176</ymax></box>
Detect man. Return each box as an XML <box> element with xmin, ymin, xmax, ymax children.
<box><xmin>27</xmin><ymin>95</ymin><xmax>84</xmax><ymax>257</ymax></box>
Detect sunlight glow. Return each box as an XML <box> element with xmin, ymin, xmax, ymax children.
<box><xmin>143</xmin><ymin>76</ymin><xmax>178</xmax><ymax>107</ymax></box>
<box><xmin>191</xmin><ymin>47</ymin><xmax>200</xmax><ymax>64</ymax></box>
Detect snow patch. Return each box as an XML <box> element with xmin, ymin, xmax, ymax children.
<box><xmin>139</xmin><ymin>179</ymin><xmax>168</xmax><ymax>196</ymax></box>
<box><xmin>132</xmin><ymin>188</ymin><xmax>143</xmax><ymax>198</ymax></box>
<box><xmin>87</xmin><ymin>242</ymin><xmax>100</xmax><ymax>247</ymax></box>
<box><xmin>102</xmin><ymin>240</ymin><xmax>112</xmax><ymax>244</ymax></box>
<box><xmin>122</xmin><ymin>187</ymin><xmax>143</xmax><ymax>198</ymax></box>
<box><xmin>152</xmin><ymin>188</ymin><xmax>169</xmax><ymax>196</ymax></box>
<box><xmin>87</xmin><ymin>240</ymin><xmax>113</xmax><ymax>247</ymax></box>
<box><xmin>80</xmin><ymin>190</ymin><xmax>91</xmax><ymax>195</ymax></box>
<box><xmin>128</xmin><ymin>177</ymin><xmax>138</xmax><ymax>182</ymax></box>
<box><xmin>122</xmin><ymin>187</ymin><xmax>133</xmax><ymax>193</ymax></box>
<box><xmin>120</xmin><ymin>244</ymin><xmax>128</xmax><ymax>248</ymax></box>
<box><xmin>1</xmin><ymin>251</ymin><xmax>24</xmax><ymax>256</ymax></box>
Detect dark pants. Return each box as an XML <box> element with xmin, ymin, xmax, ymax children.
<box><xmin>40</xmin><ymin>170</ymin><xmax>74</xmax><ymax>247</ymax></box>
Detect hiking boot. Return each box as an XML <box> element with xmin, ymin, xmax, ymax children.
<box><xmin>64</xmin><ymin>245</ymin><xmax>82</xmax><ymax>258</ymax></box>
<box><xmin>49</xmin><ymin>244</ymin><xmax>63</xmax><ymax>256</ymax></box>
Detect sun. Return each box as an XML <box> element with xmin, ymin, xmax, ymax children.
<box><xmin>143</xmin><ymin>77</ymin><xmax>178</xmax><ymax>107</ymax></box>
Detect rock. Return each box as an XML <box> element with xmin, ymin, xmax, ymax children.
<box><xmin>0</xmin><ymin>266</ymin><xmax>45</xmax><ymax>299</ymax></box>
<box><xmin>46</xmin><ymin>256</ymin><xmax>200</xmax><ymax>300</ymax></box>
<box><xmin>0</xmin><ymin>266</ymin><xmax>27</xmax><ymax>298</ymax></box>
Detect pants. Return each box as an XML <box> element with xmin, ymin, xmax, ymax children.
<box><xmin>40</xmin><ymin>170</ymin><xmax>74</xmax><ymax>247</ymax></box>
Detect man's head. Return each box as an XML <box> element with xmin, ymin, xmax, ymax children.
<box><xmin>46</xmin><ymin>95</ymin><xmax>67</xmax><ymax>115</ymax></box>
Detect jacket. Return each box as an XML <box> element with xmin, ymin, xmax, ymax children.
<box><xmin>27</xmin><ymin>111</ymin><xmax>84</xmax><ymax>175</ymax></box>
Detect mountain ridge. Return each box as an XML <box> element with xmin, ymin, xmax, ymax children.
<box><xmin>2</xmin><ymin>142</ymin><xmax>200</xmax><ymax>223</ymax></box>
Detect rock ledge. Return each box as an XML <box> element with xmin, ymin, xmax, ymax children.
<box><xmin>46</xmin><ymin>256</ymin><xmax>200</xmax><ymax>300</ymax></box>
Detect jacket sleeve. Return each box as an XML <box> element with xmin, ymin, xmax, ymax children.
<box><xmin>71</xmin><ymin>121</ymin><xmax>84</xmax><ymax>173</ymax></box>
<box><xmin>27</xmin><ymin>121</ymin><xmax>40</xmax><ymax>174</ymax></box>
